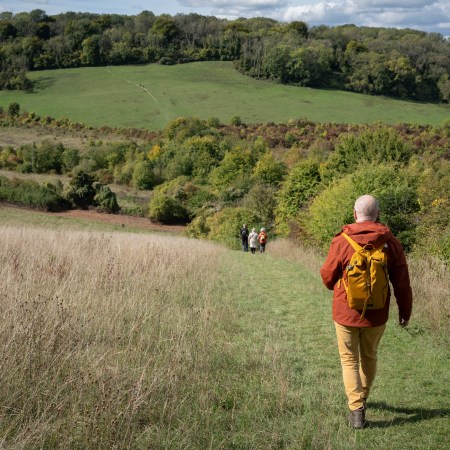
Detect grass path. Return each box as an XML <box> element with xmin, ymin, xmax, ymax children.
<box><xmin>217</xmin><ymin>249</ymin><xmax>449</xmax><ymax>449</ymax></box>
<box><xmin>106</xmin><ymin>66</ymin><xmax>159</xmax><ymax>104</ymax></box>
<box><xmin>0</xmin><ymin>205</ymin><xmax>447</xmax><ymax>448</ymax></box>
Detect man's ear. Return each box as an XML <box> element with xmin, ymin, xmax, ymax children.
<box><xmin>353</xmin><ymin>210</ymin><xmax>357</xmax><ymax>222</ymax></box>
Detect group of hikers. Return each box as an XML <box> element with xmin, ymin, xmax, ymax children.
<box><xmin>240</xmin><ymin>224</ymin><xmax>268</xmax><ymax>253</ymax></box>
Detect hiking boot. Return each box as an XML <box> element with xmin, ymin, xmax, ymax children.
<box><xmin>348</xmin><ymin>406</ymin><xmax>365</xmax><ymax>429</ymax></box>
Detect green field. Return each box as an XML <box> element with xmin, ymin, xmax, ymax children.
<box><xmin>0</xmin><ymin>62</ymin><xmax>448</xmax><ymax>130</ymax></box>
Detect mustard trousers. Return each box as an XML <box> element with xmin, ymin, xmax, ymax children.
<box><xmin>334</xmin><ymin>322</ymin><xmax>386</xmax><ymax>411</ymax></box>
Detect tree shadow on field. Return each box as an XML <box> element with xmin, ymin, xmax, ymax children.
<box><xmin>29</xmin><ymin>76</ymin><xmax>55</xmax><ymax>93</ymax></box>
<box><xmin>366</xmin><ymin>401</ymin><xmax>450</xmax><ymax>428</ymax></box>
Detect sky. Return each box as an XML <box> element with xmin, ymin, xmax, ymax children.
<box><xmin>0</xmin><ymin>0</ymin><xmax>449</xmax><ymax>36</ymax></box>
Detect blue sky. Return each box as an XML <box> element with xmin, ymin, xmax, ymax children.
<box><xmin>1</xmin><ymin>1</ymin><xmax>449</xmax><ymax>35</ymax></box>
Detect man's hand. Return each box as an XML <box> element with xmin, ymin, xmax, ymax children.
<box><xmin>399</xmin><ymin>318</ymin><xmax>409</xmax><ymax>328</ymax></box>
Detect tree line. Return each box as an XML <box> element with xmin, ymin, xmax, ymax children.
<box><xmin>1</xmin><ymin>107</ymin><xmax>449</xmax><ymax>262</ymax></box>
<box><xmin>1</xmin><ymin>9</ymin><xmax>449</xmax><ymax>102</ymax></box>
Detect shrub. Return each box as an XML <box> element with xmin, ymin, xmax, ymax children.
<box><xmin>94</xmin><ymin>184</ymin><xmax>120</xmax><ymax>213</ymax></box>
<box><xmin>352</xmin><ymin>164</ymin><xmax>419</xmax><ymax>251</ymax></box>
<box><xmin>158</xmin><ymin>56</ymin><xmax>175</xmax><ymax>65</ymax></box>
<box><xmin>230</xmin><ymin>115</ymin><xmax>242</xmax><ymax>126</ymax></box>
<box><xmin>207</xmin><ymin>116</ymin><xmax>221</xmax><ymax>128</ymax></box>
<box><xmin>163</xmin><ymin>146</ymin><xmax>194</xmax><ymax>179</ymax></box>
<box><xmin>301</xmin><ymin>163</ymin><xmax>420</xmax><ymax>251</ymax></box>
<box><xmin>209</xmin><ymin>149</ymin><xmax>253</xmax><ymax>192</ymax></box>
<box><xmin>252</xmin><ymin>152</ymin><xmax>287</xmax><ymax>186</ymax></box>
<box><xmin>8</xmin><ymin>102</ymin><xmax>20</xmax><ymax>116</ymax></box>
<box><xmin>0</xmin><ymin>147</ymin><xmax>20</xmax><ymax>169</ymax></box>
<box><xmin>147</xmin><ymin>192</ymin><xmax>189</xmax><ymax>224</ymax></box>
<box><xmin>299</xmin><ymin>176</ymin><xmax>355</xmax><ymax>248</ymax></box>
<box><xmin>17</xmin><ymin>141</ymin><xmax>64</xmax><ymax>174</ymax></box>
<box><xmin>165</xmin><ymin>117</ymin><xmax>209</xmax><ymax>141</ymax></box>
<box><xmin>242</xmin><ymin>183</ymin><xmax>277</xmax><ymax>224</ymax></box>
<box><xmin>184</xmin><ymin>136</ymin><xmax>223</xmax><ymax>181</ymax></box>
<box><xmin>81</xmin><ymin>145</ymin><xmax>114</xmax><ymax>172</ymax></box>
<box><xmin>148</xmin><ymin>177</ymin><xmax>211</xmax><ymax>219</ymax></box>
<box><xmin>62</xmin><ymin>147</ymin><xmax>81</xmax><ymax>172</ymax></box>
<box><xmin>113</xmin><ymin>161</ymin><xmax>134</xmax><ymax>185</ymax></box>
<box><xmin>414</xmin><ymin>160</ymin><xmax>450</xmax><ymax>262</ymax></box>
<box><xmin>186</xmin><ymin>214</ymin><xmax>210</xmax><ymax>238</ymax></box>
<box><xmin>321</xmin><ymin>127</ymin><xmax>412</xmax><ymax>182</ymax></box>
<box><xmin>131</xmin><ymin>160</ymin><xmax>156</xmax><ymax>190</ymax></box>
<box><xmin>0</xmin><ymin>176</ymin><xmax>68</xmax><ymax>211</ymax></box>
<box><xmin>64</xmin><ymin>171</ymin><xmax>97</xmax><ymax>209</ymax></box>
<box><xmin>274</xmin><ymin>160</ymin><xmax>321</xmax><ymax>236</ymax></box>
<box><xmin>185</xmin><ymin>185</ymin><xmax>217</xmax><ymax>217</ymax></box>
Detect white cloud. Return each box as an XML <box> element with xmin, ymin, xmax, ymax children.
<box><xmin>16</xmin><ymin>0</ymin><xmax>49</xmax><ymax>4</ymax></box>
<box><xmin>0</xmin><ymin>0</ymin><xmax>448</xmax><ymax>34</ymax></box>
<box><xmin>354</xmin><ymin>1</ymin><xmax>432</xmax><ymax>7</ymax></box>
<box><xmin>180</xmin><ymin>0</ymin><xmax>287</xmax><ymax>7</ymax></box>
<box><xmin>179</xmin><ymin>0</ymin><xmax>288</xmax><ymax>15</ymax></box>
<box><xmin>282</xmin><ymin>1</ymin><xmax>450</xmax><ymax>33</ymax></box>
<box><xmin>178</xmin><ymin>0</ymin><xmax>449</xmax><ymax>34</ymax></box>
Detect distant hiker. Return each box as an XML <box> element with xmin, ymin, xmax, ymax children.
<box><xmin>248</xmin><ymin>228</ymin><xmax>258</xmax><ymax>254</ymax></box>
<box><xmin>320</xmin><ymin>195</ymin><xmax>412</xmax><ymax>429</ymax></box>
<box><xmin>240</xmin><ymin>224</ymin><xmax>249</xmax><ymax>252</ymax></box>
<box><xmin>258</xmin><ymin>228</ymin><xmax>268</xmax><ymax>253</ymax></box>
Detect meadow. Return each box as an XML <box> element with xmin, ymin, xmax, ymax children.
<box><xmin>0</xmin><ymin>211</ymin><xmax>448</xmax><ymax>449</ymax></box>
<box><xmin>0</xmin><ymin>62</ymin><xmax>449</xmax><ymax>130</ymax></box>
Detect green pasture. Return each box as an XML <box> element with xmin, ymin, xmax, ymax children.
<box><xmin>0</xmin><ymin>62</ymin><xmax>448</xmax><ymax>129</ymax></box>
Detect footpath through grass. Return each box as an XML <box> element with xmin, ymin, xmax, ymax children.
<box><xmin>217</xmin><ymin>248</ymin><xmax>449</xmax><ymax>449</ymax></box>
<box><xmin>0</xmin><ymin>209</ymin><xmax>447</xmax><ymax>449</ymax></box>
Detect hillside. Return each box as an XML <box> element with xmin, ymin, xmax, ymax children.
<box><xmin>0</xmin><ymin>62</ymin><xmax>449</xmax><ymax>129</ymax></box>
<box><xmin>1</xmin><ymin>11</ymin><xmax>449</xmax><ymax>103</ymax></box>
<box><xmin>0</xmin><ymin>218</ymin><xmax>448</xmax><ymax>449</ymax></box>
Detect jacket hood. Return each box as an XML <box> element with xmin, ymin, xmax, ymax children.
<box><xmin>341</xmin><ymin>221</ymin><xmax>393</xmax><ymax>248</ymax></box>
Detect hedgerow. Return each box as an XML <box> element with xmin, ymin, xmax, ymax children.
<box><xmin>0</xmin><ymin>176</ymin><xmax>68</xmax><ymax>211</ymax></box>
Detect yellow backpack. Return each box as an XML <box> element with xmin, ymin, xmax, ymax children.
<box><xmin>341</xmin><ymin>233</ymin><xmax>389</xmax><ymax>319</ymax></box>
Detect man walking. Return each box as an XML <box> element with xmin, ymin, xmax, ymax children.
<box><xmin>320</xmin><ymin>195</ymin><xmax>412</xmax><ymax>428</ymax></box>
<box><xmin>240</xmin><ymin>224</ymin><xmax>249</xmax><ymax>252</ymax></box>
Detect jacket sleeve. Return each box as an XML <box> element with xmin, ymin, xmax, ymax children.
<box><xmin>387</xmin><ymin>237</ymin><xmax>413</xmax><ymax>321</ymax></box>
<box><xmin>320</xmin><ymin>237</ymin><xmax>343</xmax><ymax>290</ymax></box>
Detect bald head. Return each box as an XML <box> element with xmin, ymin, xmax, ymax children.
<box><xmin>354</xmin><ymin>195</ymin><xmax>379</xmax><ymax>223</ymax></box>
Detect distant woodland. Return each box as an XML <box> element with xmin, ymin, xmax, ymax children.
<box><xmin>1</xmin><ymin>9</ymin><xmax>450</xmax><ymax>102</ymax></box>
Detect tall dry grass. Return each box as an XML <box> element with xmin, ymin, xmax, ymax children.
<box><xmin>1</xmin><ymin>228</ymin><xmax>447</xmax><ymax>448</ymax></box>
<box><xmin>268</xmin><ymin>238</ymin><xmax>324</xmax><ymax>273</ymax></box>
<box><xmin>0</xmin><ymin>226</ymin><xmax>228</xmax><ymax>449</ymax></box>
<box><xmin>408</xmin><ymin>256</ymin><xmax>449</xmax><ymax>338</ymax></box>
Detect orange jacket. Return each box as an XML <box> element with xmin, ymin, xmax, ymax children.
<box><xmin>258</xmin><ymin>231</ymin><xmax>267</xmax><ymax>244</ymax></box>
<box><xmin>320</xmin><ymin>221</ymin><xmax>412</xmax><ymax>327</ymax></box>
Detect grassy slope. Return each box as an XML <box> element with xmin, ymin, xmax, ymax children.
<box><xmin>1</xmin><ymin>209</ymin><xmax>447</xmax><ymax>449</ymax></box>
<box><xmin>0</xmin><ymin>62</ymin><xmax>448</xmax><ymax>129</ymax></box>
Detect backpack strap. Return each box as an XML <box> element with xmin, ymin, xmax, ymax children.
<box><xmin>341</xmin><ymin>232</ymin><xmax>363</xmax><ymax>252</ymax></box>
<box><xmin>341</xmin><ymin>232</ymin><xmax>369</xmax><ymax>319</ymax></box>
<box><xmin>342</xmin><ymin>232</ymin><xmax>384</xmax><ymax>253</ymax></box>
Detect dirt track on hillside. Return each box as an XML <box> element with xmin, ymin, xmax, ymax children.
<box><xmin>51</xmin><ymin>209</ymin><xmax>186</xmax><ymax>232</ymax></box>
<box><xmin>1</xmin><ymin>202</ymin><xmax>186</xmax><ymax>233</ymax></box>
